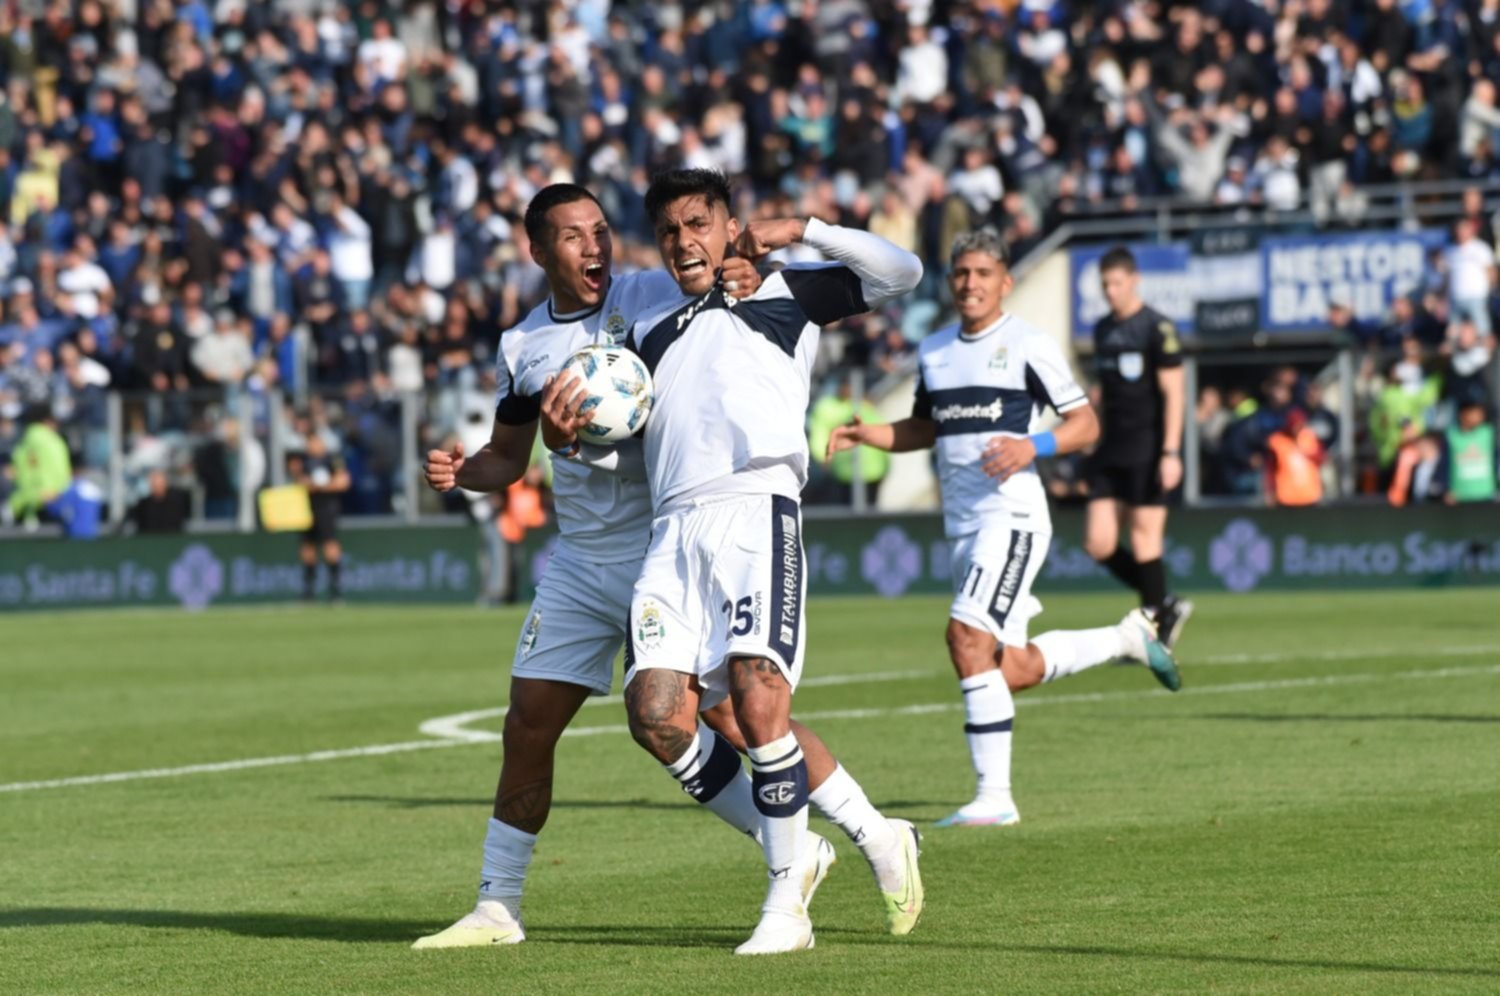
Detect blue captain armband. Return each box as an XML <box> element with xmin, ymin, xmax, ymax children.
<box><xmin>1029</xmin><ymin>431</ymin><xmax>1058</xmax><ymax>458</ymax></box>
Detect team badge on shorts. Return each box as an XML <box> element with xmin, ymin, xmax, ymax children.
<box><xmin>520</xmin><ymin>610</ymin><xmax>542</xmax><ymax>657</ymax></box>
<box><xmin>636</xmin><ymin>602</ymin><xmax>665</xmax><ymax>649</ymax></box>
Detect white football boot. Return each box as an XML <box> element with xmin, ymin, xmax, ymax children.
<box><xmin>411</xmin><ymin>899</ymin><xmax>525</xmax><ymax>949</ymax></box>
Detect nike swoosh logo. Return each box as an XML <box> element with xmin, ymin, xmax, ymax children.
<box><xmin>891</xmin><ymin>833</ymin><xmax>919</xmax><ymax>912</ymax></box>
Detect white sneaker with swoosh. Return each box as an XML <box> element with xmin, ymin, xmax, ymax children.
<box><xmin>881</xmin><ymin>819</ymin><xmax>925</xmax><ymax>936</ymax></box>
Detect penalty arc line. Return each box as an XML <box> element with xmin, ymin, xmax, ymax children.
<box><xmin>2</xmin><ymin>661</ymin><xmax>1497</xmax><ymax>795</ymax></box>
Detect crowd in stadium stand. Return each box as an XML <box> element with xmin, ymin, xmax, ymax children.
<box><xmin>2</xmin><ymin>0</ymin><xmax>1499</xmax><ymax>527</ymax></box>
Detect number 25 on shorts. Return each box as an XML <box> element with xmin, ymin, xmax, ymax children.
<box><xmin>722</xmin><ymin>597</ymin><xmax>753</xmax><ymax>637</ymax></box>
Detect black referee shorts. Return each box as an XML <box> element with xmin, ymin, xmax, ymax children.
<box><xmin>303</xmin><ymin>512</ymin><xmax>340</xmax><ymax>545</ymax></box>
<box><xmin>1085</xmin><ymin>457</ymin><xmax>1166</xmax><ymax>507</ymax></box>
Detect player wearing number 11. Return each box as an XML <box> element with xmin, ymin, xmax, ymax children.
<box><xmin>827</xmin><ymin>229</ymin><xmax>1181</xmax><ymax>830</ymax></box>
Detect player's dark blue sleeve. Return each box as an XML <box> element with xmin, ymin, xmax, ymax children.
<box><xmin>494</xmin><ymin>359</ymin><xmax>540</xmax><ymax>425</ymax></box>
<box><xmin>781</xmin><ymin>266</ymin><xmax>868</xmax><ymax>326</ymax></box>
<box><xmin>912</xmin><ymin>368</ymin><xmax>933</xmax><ymax>420</ymax></box>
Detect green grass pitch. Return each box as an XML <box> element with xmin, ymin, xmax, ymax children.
<box><xmin>2</xmin><ymin>590</ymin><xmax>1498</xmax><ymax>994</ymax></box>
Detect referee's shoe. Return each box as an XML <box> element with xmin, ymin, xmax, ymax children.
<box><xmin>1152</xmin><ymin>595</ymin><xmax>1194</xmax><ymax>651</ymax></box>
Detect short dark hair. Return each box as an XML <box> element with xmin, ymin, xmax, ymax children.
<box><xmin>1099</xmin><ymin>247</ymin><xmax>1138</xmax><ymax>274</ymax></box>
<box><xmin>644</xmin><ymin>168</ymin><xmax>732</xmax><ymax>225</ymax></box>
<box><xmin>523</xmin><ymin>184</ymin><xmax>601</xmax><ymax>244</ymax></box>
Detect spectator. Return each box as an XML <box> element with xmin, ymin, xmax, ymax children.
<box><xmin>327</xmin><ymin>194</ymin><xmax>374</xmax><ymax>310</ymax></box>
<box><xmin>1370</xmin><ymin>340</ymin><xmax>1442</xmax><ymax>473</ymax></box>
<box><xmin>807</xmin><ymin>379</ymin><xmax>889</xmax><ymax>507</ymax></box>
<box><xmin>1155</xmin><ymin>107</ymin><xmax>1242</xmax><ymax>202</ymax></box>
<box><xmin>1445</xmin><ymin>401</ymin><xmax>1498</xmax><ymax>503</ymax></box>
<box><xmin>130</xmin><ymin>469</ymin><xmax>191</xmax><ymax>534</ymax></box>
<box><xmin>7</xmin><ymin>405</ymin><xmax>70</xmax><ymax>526</ymax></box>
<box><xmin>1449</xmin><ymin>220</ymin><xmax>1496</xmax><ymax>335</ymax></box>
<box><xmin>1387</xmin><ymin>433</ymin><xmax>1448</xmax><ymax>506</ymax></box>
<box><xmin>1265</xmin><ymin>409</ymin><xmax>1325</xmax><ymax>507</ymax></box>
<box><xmin>1444</xmin><ymin>319</ymin><xmax>1495</xmax><ymax>409</ymax></box>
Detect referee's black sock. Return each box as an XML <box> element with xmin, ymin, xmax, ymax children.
<box><xmin>302</xmin><ymin>563</ymin><xmax>316</xmax><ymax>599</ymax></box>
<box><xmin>1137</xmin><ymin>558</ymin><xmax>1167</xmax><ymax>614</ymax></box>
<box><xmin>1100</xmin><ymin>549</ymin><xmax>1142</xmax><ymax>593</ymax></box>
<box><xmin>328</xmin><ymin>560</ymin><xmax>343</xmax><ymax>599</ymax></box>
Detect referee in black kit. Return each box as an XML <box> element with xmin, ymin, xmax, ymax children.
<box><xmin>1083</xmin><ymin>247</ymin><xmax>1192</xmax><ymax>648</ymax></box>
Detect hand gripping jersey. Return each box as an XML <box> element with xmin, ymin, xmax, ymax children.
<box><xmin>627</xmin><ymin>218</ymin><xmax>923</xmax><ymax>511</ymax></box>
<box><xmin>914</xmin><ymin>313</ymin><xmax>1088</xmax><ymax>538</ymax></box>
<box><xmin>493</xmin><ymin>270</ymin><xmax>684</xmax><ymax>562</ymax></box>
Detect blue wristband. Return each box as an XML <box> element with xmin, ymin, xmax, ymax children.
<box><xmin>1029</xmin><ymin>431</ymin><xmax>1058</xmax><ymax>458</ymax></box>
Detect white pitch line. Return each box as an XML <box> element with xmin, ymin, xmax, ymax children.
<box><xmin>416</xmin><ymin>667</ymin><xmax>938</xmax><ymax>742</ymax></box>
<box><xmin>0</xmin><ymin>739</ymin><xmax>462</xmax><ymax>793</ymax></box>
<box><xmin>3</xmin><ymin>662</ymin><xmax>1497</xmax><ymax>795</ymax></box>
<box><xmin>1194</xmin><ymin>644</ymin><xmax>1500</xmax><ymax>667</ymax></box>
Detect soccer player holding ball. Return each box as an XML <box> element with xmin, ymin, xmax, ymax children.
<box><xmin>416</xmin><ymin>184</ymin><xmax>917</xmax><ymax>950</ymax></box>
<box><xmin>827</xmin><ymin>230</ymin><xmax>1181</xmax><ymax>830</ymax></box>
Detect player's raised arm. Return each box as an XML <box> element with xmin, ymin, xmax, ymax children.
<box><xmin>736</xmin><ymin>217</ymin><xmax>923</xmax><ymax>324</ymax></box>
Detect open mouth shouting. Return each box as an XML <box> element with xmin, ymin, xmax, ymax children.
<box><xmin>676</xmin><ymin>256</ymin><xmax>709</xmax><ymax>279</ymax></box>
<box><xmin>582</xmin><ymin>261</ymin><xmax>606</xmax><ymax>292</ymax></box>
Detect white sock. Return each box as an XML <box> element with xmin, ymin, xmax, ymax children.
<box><xmin>959</xmin><ymin>670</ymin><xmax>1014</xmax><ymax>808</ymax></box>
<box><xmin>1032</xmin><ymin>626</ymin><xmax>1126</xmax><ymax>683</ymax></box>
<box><xmin>747</xmin><ymin>732</ymin><xmax>809</xmax><ymax>914</ymax></box>
<box><xmin>664</xmin><ymin>721</ymin><xmax>762</xmax><ymax>843</ymax></box>
<box><xmin>810</xmin><ymin>764</ymin><xmax>902</xmax><ymax>892</ymax></box>
<box><xmin>476</xmin><ymin>818</ymin><xmax>534</xmax><ymax>921</ymax></box>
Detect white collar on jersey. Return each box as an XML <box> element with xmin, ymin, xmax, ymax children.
<box><xmin>958</xmin><ymin>313</ymin><xmax>1011</xmax><ymax>341</ymax></box>
<box><xmin>548</xmin><ymin>286</ymin><xmax>609</xmax><ymax>323</ymax></box>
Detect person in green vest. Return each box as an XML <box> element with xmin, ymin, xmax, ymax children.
<box><xmin>808</xmin><ymin>378</ymin><xmax>889</xmax><ymax>506</ymax></box>
<box><xmin>8</xmin><ymin>405</ymin><xmax>72</xmax><ymax>525</ymax></box>
<box><xmin>1370</xmin><ymin>348</ymin><xmax>1442</xmax><ymax>471</ymax></box>
<box><xmin>1445</xmin><ymin>401</ymin><xmax>1497</xmax><ymax>502</ymax></box>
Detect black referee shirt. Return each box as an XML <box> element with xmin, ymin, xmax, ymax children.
<box><xmin>1091</xmin><ymin>305</ymin><xmax>1183</xmax><ymax>466</ymax></box>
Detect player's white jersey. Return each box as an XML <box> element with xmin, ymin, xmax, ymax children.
<box><xmin>627</xmin><ymin>219</ymin><xmax>923</xmax><ymax>512</ymax></box>
<box><xmin>494</xmin><ymin>270</ymin><xmax>684</xmax><ymax>562</ymax></box>
<box><xmin>914</xmin><ymin>313</ymin><xmax>1088</xmax><ymax>539</ymax></box>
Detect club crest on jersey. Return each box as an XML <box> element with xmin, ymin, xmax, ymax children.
<box><xmin>520</xmin><ymin>610</ymin><xmax>542</xmax><ymax>657</ymax></box>
<box><xmin>1119</xmin><ymin>352</ymin><xmax>1144</xmax><ymax>382</ymax></box>
<box><xmin>604</xmin><ymin>309</ymin><xmax>628</xmax><ymax>345</ymax></box>
<box><xmin>637</xmin><ymin>602</ymin><xmax>666</xmax><ymax>649</ymax></box>
<box><xmin>988</xmin><ymin>346</ymin><xmax>1009</xmax><ymax>371</ymax></box>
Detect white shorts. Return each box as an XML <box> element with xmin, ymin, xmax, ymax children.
<box><xmin>949</xmin><ymin>527</ymin><xmax>1049</xmax><ymax>648</ymax></box>
<box><xmin>511</xmin><ymin>544</ymin><xmax>640</xmax><ymax>696</ymax></box>
<box><xmin>626</xmin><ymin>493</ymin><xmax>806</xmax><ymax>710</ymax></box>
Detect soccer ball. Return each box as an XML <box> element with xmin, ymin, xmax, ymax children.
<box><xmin>556</xmin><ymin>345</ymin><xmax>654</xmax><ymax>444</ymax></box>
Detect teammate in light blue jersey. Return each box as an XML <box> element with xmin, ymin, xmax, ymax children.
<box><xmin>828</xmin><ymin>229</ymin><xmax>1182</xmax><ymax>829</ymax></box>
